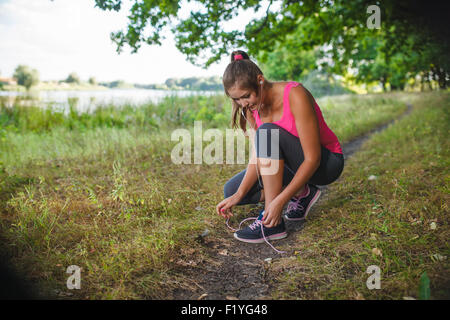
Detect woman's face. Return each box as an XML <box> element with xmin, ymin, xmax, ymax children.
<box><xmin>228</xmin><ymin>85</ymin><xmax>259</xmax><ymax>110</ymax></box>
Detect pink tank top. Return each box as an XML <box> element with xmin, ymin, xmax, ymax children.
<box><xmin>252</xmin><ymin>81</ymin><xmax>343</xmax><ymax>154</ymax></box>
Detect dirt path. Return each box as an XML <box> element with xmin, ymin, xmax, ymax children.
<box><xmin>171</xmin><ymin>104</ymin><xmax>413</xmax><ymax>300</ymax></box>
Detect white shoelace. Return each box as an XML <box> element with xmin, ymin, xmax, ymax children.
<box><xmin>226</xmin><ymin>215</ymin><xmax>287</xmax><ymax>254</ymax></box>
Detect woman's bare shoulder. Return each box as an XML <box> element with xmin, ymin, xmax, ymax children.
<box><xmin>290</xmin><ymin>84</ymin><xmax>315</xmax><ymax>108</ymax></box>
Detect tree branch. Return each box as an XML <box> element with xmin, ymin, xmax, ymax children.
<box><xmin>248</xmin><ymin>0</ymin><xmax>274</xmax><ymax>37</ymax></box>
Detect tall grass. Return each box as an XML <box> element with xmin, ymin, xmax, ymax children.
<box><xmin>317</xmin><ymin>93</ymin><xmax>408</xmax><ymax>140</ymax></box>
<box><xmin>0</xmin><ymin>92</ymin><xmax>407</xmax><ymax>171</ymax></box>
<box><xmin>0</xmin><ymin>94</ymin><xmax>231</xmax><ymax>133</ymax></box>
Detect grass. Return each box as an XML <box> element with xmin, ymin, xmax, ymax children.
<box><xmin>317</xmin><ymin>92</ymin><xmax>409</xmax><ymax>140</ymax></box>
<box><xmin>0</xmin><ymin>90</ymin><xmax>444</xmax><ymax>299</ymax></box>
<box><xmin>0</xmin><ymin>93</ymin><xmax>405</xmax><ymax>170</ymax></box>
<box><xmin>0</xmin><ymin>94</ymin><xmax>230</xmax><ymax>169</ymax></box>
<box><xmin>269</xmin><ymin>91</ymin><xmax>449</xmax><ymax>299</ymax></box>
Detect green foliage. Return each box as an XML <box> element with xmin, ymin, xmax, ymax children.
<box><xmin>419</xmin><ymin>272</ymin><xmax>431</xmax><ymax>300</ymax></box>
<box><xmin>258</xmin><ymin>43</ymin><xmax>352</xmax><ymax>97</ymax></box>
<box><xmin>0</xmin><ymin>93</ymin><xmax>230</xmax><ymax>135</ymax></box>
<box><xmin>301</xmin><ymin>71</ymin><xmax>353</xmax><ymax>98</ymax></box>
<box><xmin>88</xmin><ymin>77</ymin><xmax>97</xmax><ymax>85</ymax></box>
<box><xmin>13</xmin><ymin>65</ymin><xmax>40</xmax><ymax>90</ymax></box>
<box><xmin>257</xmin><ymin>43</ymin><xmax>317</xmax><ymax>81</ymax></box>
<box><xmin>347</xmin><ymin>32</ymin><xmax>447</xmax><ymax>91</ymax></box>
<box><xmin>65</xmin><ymin>72</ymin><xmax>81</xmax><ymax>84</ymax></box>
<box><xmin>94</xmin><ymin>0</ymin><xmax>449</xmax><ymax>90</ymax></box>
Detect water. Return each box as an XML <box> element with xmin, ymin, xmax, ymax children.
<box><xmin>0</xmin><ymin>89</ymin><xmax>222</xmax><ymax>112</ymax></box>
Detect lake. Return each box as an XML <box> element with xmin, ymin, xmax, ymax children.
<box><xmin>0</xmin><ymin>89</ymin><xmax>223</xmax><ymax>112</ymax></box>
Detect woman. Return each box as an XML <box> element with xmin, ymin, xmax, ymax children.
<box><xmin>216</xmin><ymin>50</ymin><xmax>344</xmax><ymax>244</ymax></box>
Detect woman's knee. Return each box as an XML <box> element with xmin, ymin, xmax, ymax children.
<box><xmin>255</xmin><ymin>123</ymin><xmax>281</xmax><ymax>142</ymax></box>
<box><xmin>309</xmin><ymin>154</ymin><xmax>345</xmax><ymax>186</ymax></box>
<box><xmin>255</xmin><ymin>123</ymin><xmax>282</xmax><ymax>159</ymax></box>
<box><xmin>223</xmin><ymin>179</ymin><xmax>237</xmax><ymax>198</ymax></box>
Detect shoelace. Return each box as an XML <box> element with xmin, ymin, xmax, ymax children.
<box><xmin>286</xmin><ymin>185</ymin><xmax>310</xmax><ymax>213</ymax></box>
<box><xmin>249</xmin><ymin>219</ymin><xmax>262</xmax><ymax>230</ymax></box>
<box><xmin>226</xmin><ymin>216</ymin><xmax>286</xmax><ymax>254</ymax></box>
<box><xmin>286</xmin><ymin>197</ymin><xmax>304</xmax><ymax>213</ymax></box>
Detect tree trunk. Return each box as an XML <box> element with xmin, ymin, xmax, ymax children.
<box><xmin>380</xmin><ymin>77</ymin><xmax>386</xmax><ymax>92</ymax></box>
<box><xmin>421</xmin><ymin>72</ymin><xmax>425</xmax><ymax>92</ymax></box>
<box><xmin>436</xmin><ymin>67</ymin><xmax>447</xmax><ymax>89</ymax></box>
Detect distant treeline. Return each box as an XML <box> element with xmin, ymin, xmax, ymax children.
<box><xmin>98</xmin><ymin>80</ymin><xmax>135</xmax><ymax>89</ymax></box>
<box><xmin>1</xmin><ymin>67</ymin><xmax>225</xmax><ymax>92</ymax></box>
<box><xmin>2</xmin><ymin>66</ymin><xmax>352</xmax><ymax>97</ymax></box>
<box><xmin>135</xmin><ymin>76</ymin><xmax>223</xmax><ymax>91</ymax></box>
<box><xmin>97</xmin><ymin>76</ymin><xmax>223</xmax><ymax>91</ymax></box>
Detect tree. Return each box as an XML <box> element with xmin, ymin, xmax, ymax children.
<box><xmin>165</xmin><ymin>78</ymin><xmax>178</xmax><ymax>88</ymax></box>
<box><xmin>65</xmin><ymin>72</ymin><xmax>81</xmax><ymax>84</ymax></box>
<box><xmin>257</xmin><ymin>36</ymin><xmax>318</xmax><ymax>82</ymax></box>
<box><xmin>88</xmin><ymin>77</ymin><xmax>97</xmax><ymax>85</ymax></box>
<box><xmin>94</xmin><ymin>0</ymin><xmax>449</xmax><ymax>88</ymax></box>
<box><xmin>13</xmin><ymin>65</ymin><xmax>40</xmax><ymax>90</ymax></box>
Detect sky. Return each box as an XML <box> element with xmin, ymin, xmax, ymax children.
<box><xmin>0</xmin><ymin>0</ymin><xmax>265</xmax><ymax>84</ymax></box>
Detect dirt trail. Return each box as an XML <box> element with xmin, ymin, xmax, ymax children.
<box><xmin>171</xmin><ymin>104</ymin><xmax>413</xmax><ymax>300</ymax></box>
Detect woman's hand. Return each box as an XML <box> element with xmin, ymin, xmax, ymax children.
<box><xmin>262</xmin><ymin>197</ymin><xmax>285</xmax><ymax>228</ymax></box>
<box><xmin>216</xmin><ymin>193</ymin><xmax>242</xmax><ymax>219</ymax></box>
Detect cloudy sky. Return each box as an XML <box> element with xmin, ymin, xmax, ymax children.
<box><xmin>0</xmin><ymin>0</ymin><xmax>262</xmax><ymax>84</ymax></box>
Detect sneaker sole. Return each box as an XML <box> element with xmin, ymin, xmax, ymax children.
<box><xmin>233</xmin><ymin>231</ymin><xmax>288</xmax><ymax>244</ymax></box>
<box><xmin>284</xmin><ymin>189</ymin><xmax>322</xmax><ymax>221</ymax></box>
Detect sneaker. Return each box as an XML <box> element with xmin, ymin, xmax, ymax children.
<box><xmin>284</xmin><ymin>184</ymin><xmax>321</xmax><ymax>221</ymax></box>
<box><xmin>233</xmin><ymin>210</ymin><xmax>288</xmax><ymax>243</ymax></box>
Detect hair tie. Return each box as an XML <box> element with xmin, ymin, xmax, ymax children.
<box><xmin>234</xmin><ymin>54</ymin><xmax>243</xmax><ymax>61</ymax></box>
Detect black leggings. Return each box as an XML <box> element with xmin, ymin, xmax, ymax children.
<box><xmin>223</xmin><ymin>122</ymin><xmax>344</xmax><ymax>205</ymax></box>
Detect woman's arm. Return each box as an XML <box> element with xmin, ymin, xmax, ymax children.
<box><xmin>216</xmin><ymin>109</ymin><xmax>261</xmax><ymax>218</ymax></box>
<box><xmin>276</xmin><ymin>85</ymin><xmax>322</xmax><ymax>205</ymax></box>
<box><xmin>234</xmin><ymin>109</ymin><xmax>260</xmax><ymax>199</ymax></box>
